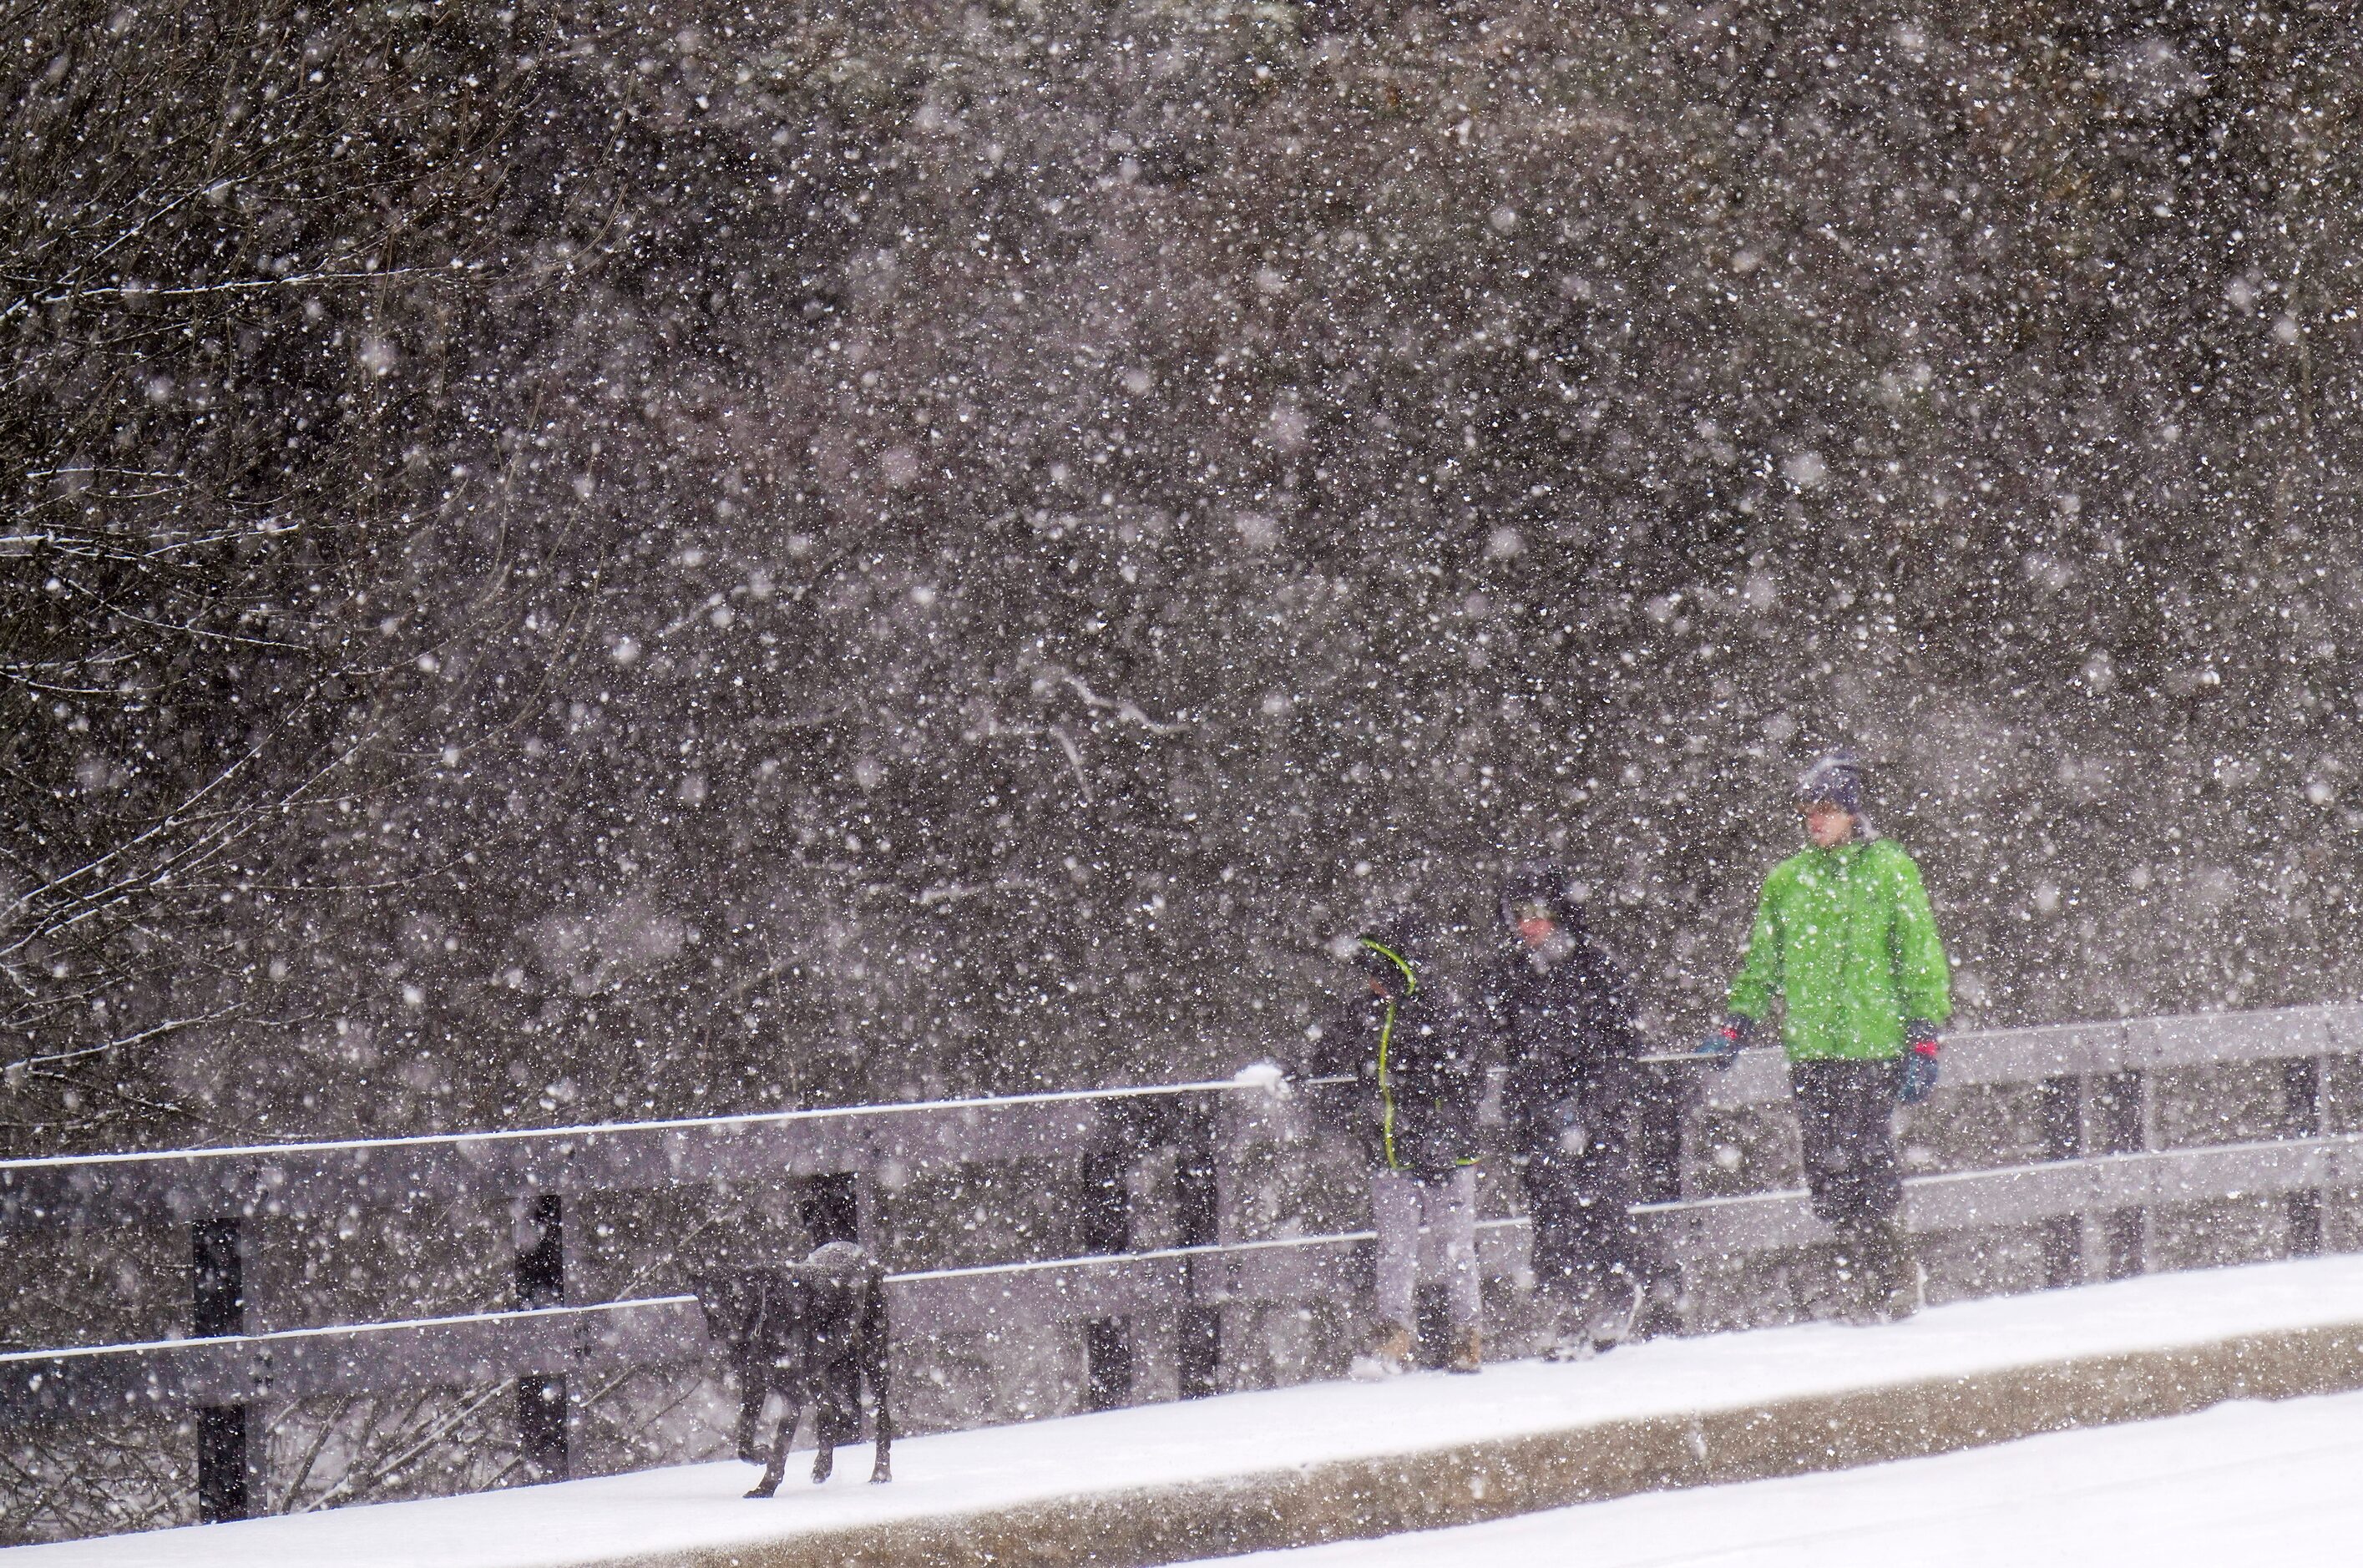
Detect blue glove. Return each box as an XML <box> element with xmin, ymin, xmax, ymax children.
<box><xmin>1546</xmin><ymin>1097</ymin><xmax>1589</xmax><ymax>1156</ymax></box>
<box><xmin>1896</xmin><ymin>1021</ymin><xmax>1940</xmax><ymax>1105</ymax></box>
<box><xmin>1695</xmin><ymin>1014</ymin><xmax>1753</xmax><ymax>1072</ymax></box>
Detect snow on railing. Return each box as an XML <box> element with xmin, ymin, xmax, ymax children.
<box><xmin>6</xmin><ymin>1000</ymin><xmax>2360</xmax><ymax>1524</ymax></box>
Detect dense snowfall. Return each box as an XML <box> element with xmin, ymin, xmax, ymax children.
<box><xmin>13</xmin><ymin>1256</ymin><xmax>2363</xmax><ymax>1567</ymax></box>
<box><xmin>6</xmin><ymin>0</ymin><xmax>2363</xmax><ymax>1545</ymax></box>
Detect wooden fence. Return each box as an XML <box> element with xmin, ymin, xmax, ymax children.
<box><xmin>4</xmin><ymin>999</ymin><xmax>2359</xmax><ymax>1523</ymax></box>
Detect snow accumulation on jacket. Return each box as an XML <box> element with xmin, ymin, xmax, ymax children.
<box><xmin>1727</xmin><ymin>837</ymin><xmax>1953</xmax><ymax>1062</ymax></box>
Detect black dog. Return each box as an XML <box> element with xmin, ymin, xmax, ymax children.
<box><xmin>693</xmin><ymin>1240</ymin><xmax>893</xmax><ymax>1496</ymax></box>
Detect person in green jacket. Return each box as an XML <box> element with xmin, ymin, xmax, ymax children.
<box><xmin>1703</xmin><ymin>752</ymin><xmax>1951</xmax><ymax>1321</ymax></box>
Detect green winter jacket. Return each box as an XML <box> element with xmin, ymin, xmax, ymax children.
<box><xmin>1727</xmin><ymin>837</ymin><xmax>1952</xmax><ymax>1061</ymax></box>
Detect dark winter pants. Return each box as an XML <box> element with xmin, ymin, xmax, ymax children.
<box><xmin>1518</xmin><ymin>1145</ymin><xmax>1637</xmax><ymax>1302</ymax></box>
<box><xmin>1789</xmin><ymin>1059</ymin><xmax>1903</xmax><ymax>1229</ymax></box>
<box><xmin>1627</xmin><ymin>1061</ymin><xmax>1689</xmax><ymax>1206</ymax></box>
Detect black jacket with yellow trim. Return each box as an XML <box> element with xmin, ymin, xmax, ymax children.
<box><xmin>1309</xmin><ymin>971</ymin><xmax>1485</xmax><ymax>1181</ymax></box>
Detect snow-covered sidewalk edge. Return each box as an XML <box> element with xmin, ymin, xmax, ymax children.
<box><xmin>28</xmin><ymin>1260</ymin><xmax>2363</xmax><ymax>1568</ymax></box>
<box><xmin>640</xmin><ymin>1317</ymin><xmax>2363</xmax><ymax>1568</ymax></box>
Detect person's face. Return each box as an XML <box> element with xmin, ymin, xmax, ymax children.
<box><xmin>1802</xmin><ymin>802</ymin><xmax>1854</xmax><ymax>848</ymax></box>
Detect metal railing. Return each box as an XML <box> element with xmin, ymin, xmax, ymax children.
<box><xmin>4</xmin><ymin>999</ymin><xmax>2358</xmax><ymax>1526</ymax></box>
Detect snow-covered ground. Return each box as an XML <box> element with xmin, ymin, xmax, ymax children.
<box><xmin>1199</xmin><ymin>1387</ymin><xmax>2363</xmax><ymax>1568</ymax></box>
<box><xmin>21</xmin><ymin>1254</ymin><xmax>2363</xmax><ymax>1568</ymax></box>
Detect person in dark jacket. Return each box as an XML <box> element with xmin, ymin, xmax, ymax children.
<box><xmin>1481</xmin><ymin>862</ymin><xmax>1648</xmax><ymax>1360</ymax></box>
<box><xmin>1308</xmin><ymin>916</ymin><xmax>1486</xmax><ymax>1376</ymax></box>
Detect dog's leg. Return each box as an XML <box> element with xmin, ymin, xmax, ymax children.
<box><xmin>737</xmin><ymin>1276</ymin><xmax>777</xmax><ymax>1467</ymax></box>
<box><xmin>815</xmin><ymin>1358</ymin><xmax>863</xmax><ymax>1483</ymax></box>
<box><xmin>746</xmin><ymin>1394</ymin><xmax>798</xmax><ymax>1500</ymax></box>
<box><xmin>865</xmin><ymin>1366</ymin><xmax>893</xmax><ymax>1484</ymax></box>
<box><xmin>864</xmin><ymin>1276</ymin><xmax>893</xmax><ymax>1484</ymax></box>
<box><xmin>733</xmin><ymin>1373</ymin><xmax>766</xmax><ymax>1465</ymax></box>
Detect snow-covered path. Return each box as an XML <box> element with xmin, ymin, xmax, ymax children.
<box><xmin>19</xmin><ymin>1254</ymin><xmax>2363</xmax><ymax>1568</ymax></box>
<box><xmin>1199</xmin><ymin>1385</ymin><xmax>2363</xmax><ymax>1568</ymax></box>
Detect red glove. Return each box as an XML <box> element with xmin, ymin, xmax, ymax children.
<box><xmin>1899</xmin><ymin>1020</ymin><xmax>1940</xmax><ymax>1104</ymax></box>
<box><xmin>1696</xmin><ymin>1014</ymin><xmax>1753</xmax><ymax>1071</ymax></box>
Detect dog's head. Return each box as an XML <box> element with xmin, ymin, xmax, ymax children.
<box><xmin>801</xmin><ymin>1241</ymin><xmax>872</xmax><ymax>1287</ymax></box>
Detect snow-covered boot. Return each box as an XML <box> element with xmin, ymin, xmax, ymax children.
<box><xmin>1544</xmin><ymin>1332</ymin><xmax>1596</xmax><ymax>1363</ymax></box>
<box><xmin>1578</xmin><ymin>1275</ymin><xmax>1644</xmax><ymax>1355</ymax></box>
<box><xmin>1542</xmin><ymin>1310</ymin><xmax>1597</xmax><ymax>1362</ymax></box>
<box><xmin>1535</xmin><ymin>1297</ymin><xmax>1585</xmax><ymax>1362</ymax></box>
<box><xmin>1446</xmin><ymin>1323</ymin><xmax>1483</xmax><ymax>1375</ymax></box>
<box><xmin>1862</xmin><ymin>1219</ymin><xmax>1923</xmax><ymax>1322</ymax></box>
<box><xmin>1819</xmin><ymin>1235</ymin><xmax>1878</xmax><ymax>1324</ymax></box>
<box><xmin>1350</xmin><ymin>1321</ymin><xmax>1414</xmax><ymax>1381</ymax></box>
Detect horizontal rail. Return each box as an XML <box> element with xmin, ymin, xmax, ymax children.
<box><xmin>0</xmin><ymin>1297</ymin><xmax>709</xmax><ymax>1419</ymax></box>
<box><xmin>0</xmin><ymin>1226</ymin><xmax>1515</xmax><ymax>1422</ymax></box>
<box><xmin>1642</xmin><ymin>1130</ymin><xmax>2363</xmax><ymax>1258</ymax></box>
<box><xmin>13</xmin><ymin>1130</ymin><xmax>2359</xmax><ymax>1425</ymax></box>
<box><xmin>1698</xmin><ymin>1000</ymin><xmax>2363</xmax><ymax>1110</ymax></box>
<box><xmin>6</xmin><ymin>1001</ymin><xmax>2355</xmax><ymax>1233</ymax></box>
<box><xmin>0</xmin><ymin>1076</ymin><xmax>1261</xmax><ymax>1232</ymax></box>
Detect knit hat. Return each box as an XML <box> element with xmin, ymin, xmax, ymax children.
<box><xmin>1794</xmin><ymin>751</ymin><xmax>1866</xmax><ymax>816</ymax></box>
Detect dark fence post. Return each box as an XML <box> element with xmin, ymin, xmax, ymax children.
<box><xmin>514</xmin><ymin>1192</ymin><xmax>569</xmax><ymax>1479</ymax></box>
<box><xmin>801</xmin><ymin>1173</ymin><xmax>862</xmax><ymax>1247</ymax></box>
<box><xmin>2035</xmin><ymin>1075</ymin><xmax>2084</xmax><ymax>1287</ymax></box>
<box><xmin>2285</xmin><ymin>1057</ymin><xmax>2325</xmax><ymax>1257</ymax></box>
<box><xmin>1078</xmin><ymin>1119</ymin><xmax>1136</xmax><ymax>1411</ymax></box>
<box><xmin>1174</xmin><ymin>1101</ymin><xmax>1220</xmax><ymax>1399</ymax></box>
<box><xmin>191</xmin><ymin>1217</ymin><xmax>256</xmax><ymax>1523</ymax></box>
<box><xmin>2087</xmin><ymin>1070</ymin><xmax>2148</xmax><ymax>1279</ymax></box>
<box><xmin>1631</xmin><ymin>1060</ymin><xmax>1690</xmax><ymax>1338</ymax></box>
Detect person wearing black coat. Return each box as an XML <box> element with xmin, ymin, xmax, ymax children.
<box><xmin>1307</xmin><ymin>915</ymin><xmax>1486</xmax><ymax>1376</ymax></box>
<box><xmin>1481</xmin><ymin>862</ymin><xmax>1647</xmax><ymax>1360</ymax></box>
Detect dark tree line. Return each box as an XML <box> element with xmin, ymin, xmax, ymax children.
<box><xmin>6</xmin><ymin>0</ymin><xmax>2363</xmax><ymax>1540</ymax></box>
<box><xmin>4</xmin><ymin>0</ymin><xmax>2360</xmax><ymax>1155</ymax></box>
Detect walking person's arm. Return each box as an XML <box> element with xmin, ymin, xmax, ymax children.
<box><xmin>1424</xmin><ymin>1002</ymin><xmax>1490</xmax><ymax>1173</ymax></box>
<box><xmin>1581</xmin><ymin>950</ymin><xmax>1646</xmax><ymax>1115</ymax></box>
<box><xmin>1887</xmin><ymin>850</ymin><xmax>1951</xmax><ymax>1028</ymax></box>
<box><xmin>1888</xmin><ymin>847</ymin><xmax>1951</xmax><ymax>1104</ymax></box>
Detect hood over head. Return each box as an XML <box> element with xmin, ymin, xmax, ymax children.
<box><xmin>1498</xmin><ymin>859</ymin><xmax>1589</xmax><ymax>938</ymax></box>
